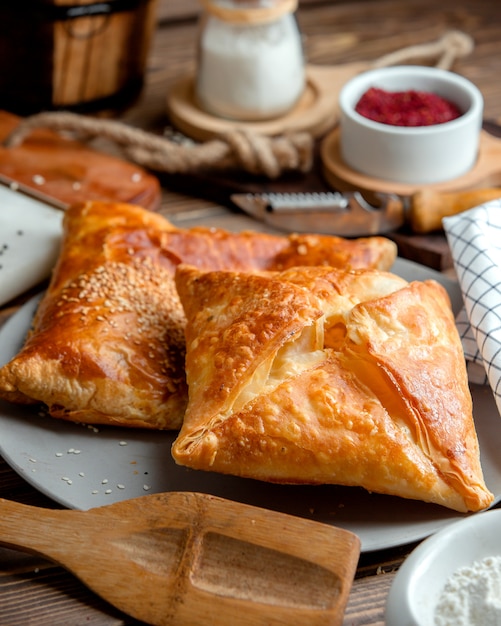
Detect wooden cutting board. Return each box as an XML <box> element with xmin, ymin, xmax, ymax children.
<box><xmin>0</xmin><ymin>110</ymin><xmax>161</xmax><ymax>211</ymax></box>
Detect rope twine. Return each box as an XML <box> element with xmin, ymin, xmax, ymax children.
<box><xmin>3</xmin><ymin>30</ymin><xmax>474</xmax><ymax>179</ymax></box>
<box><xmin>371</xmin><ymin>30</ymin><xmax>474</xmax><ymax>71</ymax></box>
<box><xmin>4</xmin><ymin>113</ymin><xmax>314</xmax><ymax>179</ymax></box>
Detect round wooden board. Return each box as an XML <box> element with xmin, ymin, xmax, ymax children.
<box><xmin>165</xmin><ymin>63</ymin><xmax>368</xmax><ymax>141</ymax></box>
<box><xmin>321</xmin><ymin>127</ymin><xmax>501</xmax><ymax>194</ymax></box>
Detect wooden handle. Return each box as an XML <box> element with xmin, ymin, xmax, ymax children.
<box><xmin>409</xmin><ymin>188</ymin><xmax>501</xmax><ymax>233</ymax></box>
<box><xmin>0</xmin><ymin>498</ymin><xmax>80</xmax><ymax>560</ymax></box>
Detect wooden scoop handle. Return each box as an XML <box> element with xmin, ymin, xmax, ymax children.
<box><xmin>409</xmin><ymin>187</ymin><xmax>501</xmax><ymax>233</ymax></box>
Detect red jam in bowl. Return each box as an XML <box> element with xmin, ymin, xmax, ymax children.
<box><xmin>355</xmin><ymin>87</ymin><xmax>462</xmax><ymax>126</ymax></box>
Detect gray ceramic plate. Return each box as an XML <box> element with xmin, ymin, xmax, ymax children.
<box><xmin>1</xmin><ymin>258</ymin><xmax>500</xmax><ymax>552</ymax></box>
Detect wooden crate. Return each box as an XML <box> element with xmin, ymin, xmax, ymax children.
<box><xmin>0</xmin><ymin>0</ymin><xmax>159</xmax><ymax>114</ymax></box>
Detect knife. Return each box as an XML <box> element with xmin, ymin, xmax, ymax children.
<box><xmin>0</xmin><ymin>173</ymin><xmax>69</xmax><ymax>212</ymax></box>
<box><xmin>231</xmin><ymin>188</ymin><xmax>501</xmax><ymax>236</ymax></box>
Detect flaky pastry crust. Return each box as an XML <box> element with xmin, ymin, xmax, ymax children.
<box><xmin>173</xmin><ymin>264</ymin><xmax>493</xmax><ymax>512</ymax></box>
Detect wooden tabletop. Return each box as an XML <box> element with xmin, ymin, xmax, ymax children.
<box><xmin>1</xmin><ymin>1</ymin><xmax>501</xmax><ymax>624</ymax></box>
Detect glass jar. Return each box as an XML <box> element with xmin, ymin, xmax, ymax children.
<box><xmin>195</xmin><ymin>0</ymin><xmax>305</xmax><ymax>121</ymax></box>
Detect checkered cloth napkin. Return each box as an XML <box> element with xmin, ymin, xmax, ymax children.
<box><xmin>443</xmin><ymin>198</ymin><xmax>501</xmax><ymax>415</ymax></box>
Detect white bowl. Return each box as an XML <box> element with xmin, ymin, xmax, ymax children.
<box><xmin>338</xmin><ymin>65</ymin><xmax>484</xmax><ymax>184</ymax></box>
<box><xmin>385</xmin><ymin>508</ymin><xmax>501</xmax><ymax>626</ymax></box>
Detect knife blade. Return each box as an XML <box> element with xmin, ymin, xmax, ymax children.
<box><xmin>0</xmin><ymin>173</ymin><xmax>69</xmax><ymax>212</ymax></box>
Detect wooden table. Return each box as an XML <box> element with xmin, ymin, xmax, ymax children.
<box><xmin>1</xmin><ymin>1</ymin><xmax>501</xmax><ymax>624</ymax></box>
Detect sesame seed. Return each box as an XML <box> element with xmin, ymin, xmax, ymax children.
<box><xmin>79</xmin><ymin>472</ymin><xmax>85</xmax><ymax>477</ymax></box>
<box><xmin>118</xmin><ymin>441</ymin><xmax>127</xmax><ymax>446</ymax></box>
<box><xmin>117</xmin><ymin>484</ymin><xmax>125</xmax><ymax>490</ymax></box>
<box><xmin>46</xmin><ymin>246</ymin><xmax>187</xmax><ymax>428</ymax></box>
<box><xmin>55</xmin><ymin>452</ymin><xmax>63</xmax><ymax>457</ymax></box>
<box><xmin>143</xmin><ymin>484</ymin><xmax>151</xmax><ymax>491</ymax></box>
<box><xmin>91</xmin><ymin>490</ymin><xmax>99</xmax><ymax>494</ymax></box>
<box><xmin>105</xmin><ymin>489</ymin><xmax>112</xmax><ymax>494</ymax></box>
<box><xmin>102</xmin><ymin>479</ymin><xmax>109</xmax><ymax>484</ymax></box>
<box><xmin>32</xmin><ymin>174</ymin><xmax>45</xmax><ymax>185</ymax></box>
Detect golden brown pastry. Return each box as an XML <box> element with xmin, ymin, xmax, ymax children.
<box><xmin>0</xmin><ymin>200</ymin><xmax>397</xmax><ymax>429</ymax></box>
<box><xmin>0</xmin><ymin>200</ymin><xmax>187</xmax><ymax>429</ymax></box>
<box><xmin>173</xmin><ymin>264</ymin><xmax>493</xmax><ymax>512</ymax></box>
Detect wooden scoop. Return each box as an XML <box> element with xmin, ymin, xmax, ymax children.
<box><xmin>0</xmin><ymin>492</ymin><xmax>360</xmax><ymax>626</ymax></box>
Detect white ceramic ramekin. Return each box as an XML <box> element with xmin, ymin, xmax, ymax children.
<box><xmin>385</xmin><ymin>508</ymin><xmax>501</xmax><ymax>626</ymax></box>
<box><xmin>338</xmin><ymin>65</ymin><xmax>484</xmax><ymax>184</ymax></box>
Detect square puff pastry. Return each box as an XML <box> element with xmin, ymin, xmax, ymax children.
<box><xmin>0</xmin><ymin>200</ymin><xmax>397</xmax><ymax>430</ymax></box>
<box><xmin>173</xmin><ymin>264</ymin><xmax>493</xmax><ymax>512</ymax></box>
<box><xmin>0</xmin><ymin>200</ymin><xmax>188</xmax><ymax>429</ymax></box>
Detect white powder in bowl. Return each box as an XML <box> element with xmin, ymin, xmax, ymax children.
<box><xmin>435</xmin><ymin>555</ymin><xmax>501</xmax><ymax>626</ymax></box>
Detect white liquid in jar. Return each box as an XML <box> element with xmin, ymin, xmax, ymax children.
<box><xmin>196</xmin><ymin>13</ymin><xmax>305</xmax><ymax>121</ymax></box>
